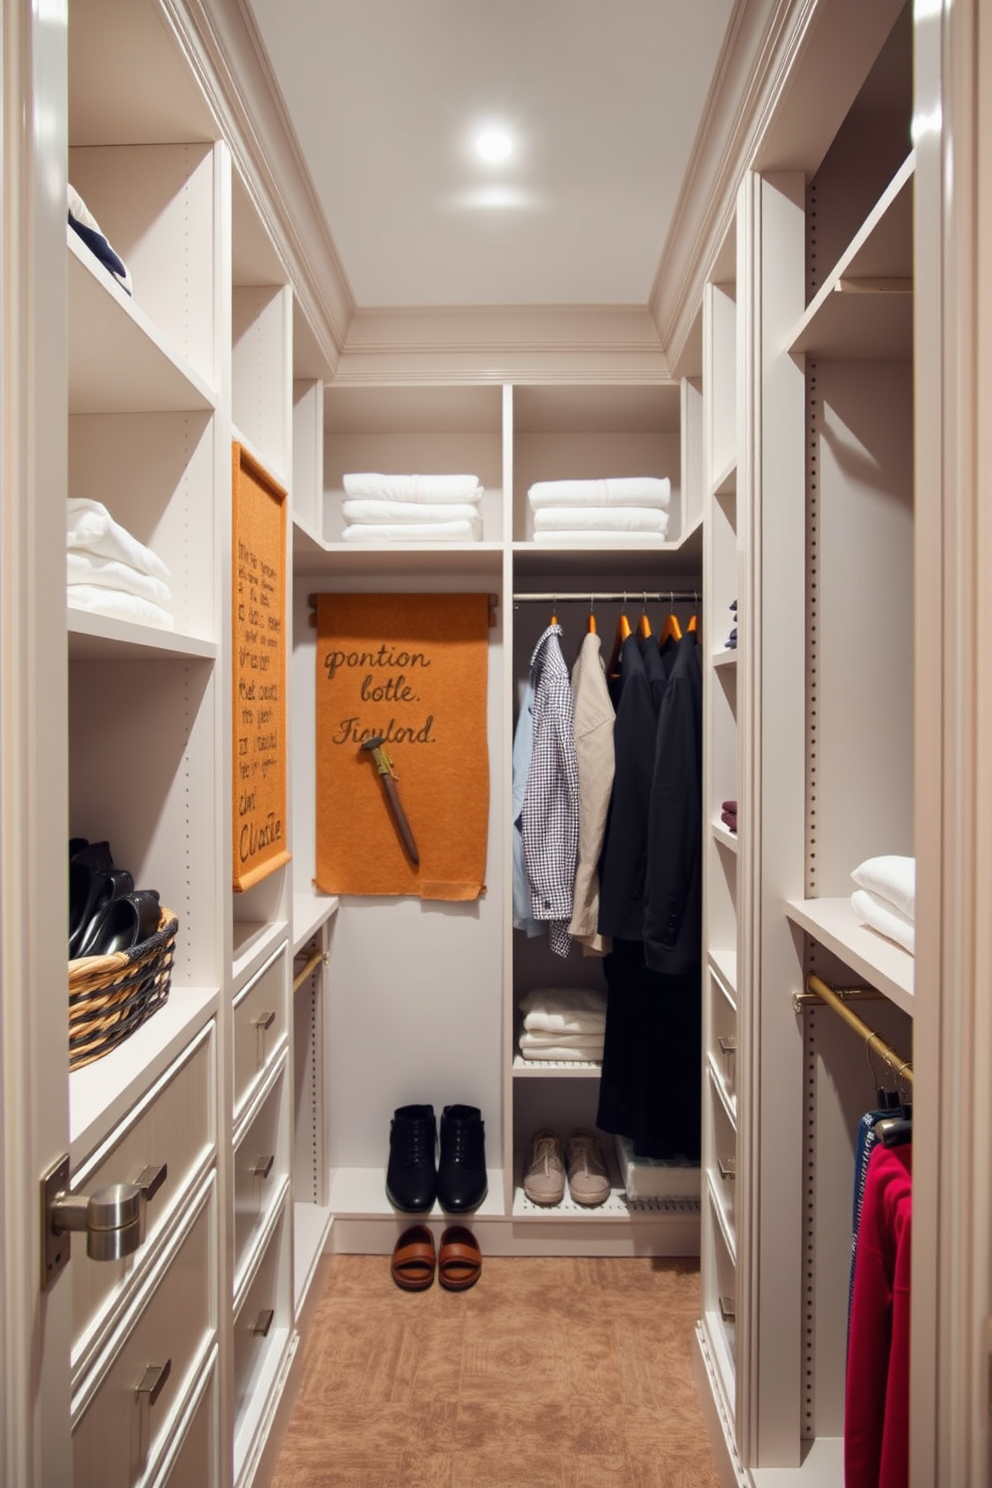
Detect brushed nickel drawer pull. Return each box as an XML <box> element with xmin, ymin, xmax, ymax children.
<box><xmin>717</xmin><ymin>1156</ymin><xmax>736</xmax><ymax>1180</ymax></box>
<box><xmin>251</xmin><ymin>1309</ymin><xmax>274</xmax><ymax>1338</ymax></box>
<box><xmin>718</xmin><ymin>1296</ymin><xmax>736</xmax><ymax>1323</ymax></box>
<box><xmin>253</xmin><ymin>1011</ymin><xmax>276</xmax><ymax>1032</ymax></box>
<box><xmin>252</xmin><ymin>1155</ymin><xmax>275</xmax><ymax>1179</ymax></box>
<box><xmin>134</xmin><ymin>1358</ymin><xmax>172</xmax><ymax>1405</ymax></box>
<box><xmin>717</xmin><ymin>1035</ymin><xmax>737</xmax><ymax>1054</ymax></box>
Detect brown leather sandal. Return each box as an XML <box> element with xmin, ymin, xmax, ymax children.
<box><xmin>438</xmin><ymin>1224</ymin><xmax>482</xmax><ymax>1291</ymax></box>
<box><xmin>391</xmin><ymin>1224</ymin><xmax>436</xmax><ymax>1291</ymax></box>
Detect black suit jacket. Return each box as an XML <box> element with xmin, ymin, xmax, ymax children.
<box><xmin>643</xmin><ymin>629</ymin><xmax>702</xmax><ymax>974</ymax></box>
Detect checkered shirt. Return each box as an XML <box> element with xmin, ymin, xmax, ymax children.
<box><xmin>521</xmin><ymin>624</ymin><xmax>579</xmax><ymax>956</ymax></box>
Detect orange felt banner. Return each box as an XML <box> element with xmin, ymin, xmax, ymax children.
<box><xmin>232</xmin><ymin>443</ymin><xmax>290</xmax><ymax>892</ymax></box>
<box><xmin>314</xmin><ymin>593</ymin><xmax>490</xmax><ymax>899</ymax></box>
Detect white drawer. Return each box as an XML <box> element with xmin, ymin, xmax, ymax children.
<box><xmin>710</xmin><ymin>1087</ymin><xmax>737</xmax><ymax>1237</ymax></box>
<box><xmin>233</xmin><ymin>949</ymin><xmax>287</xmax><ymax>1115</ymax></box>
<box><xmin>72</xmin><ymin>1025</ymin><xmax>216</xmax><ymax>1372</ymax></box>
<box><xmin>156</xmin><ymin>1358</ymin><xmax>218</xmax><ymax>1488</ymax></box>
<box><xmin>233</xmin><ymin>1202</ymin><xmax>289</xmax><ymax>1431</ymax></box>
<box><xmin>233</xmin><ymin>1065</ymin><xmax>290</xmax><ymax>1284</ymax></box>
<box><xmin>73</xmin><ymin>1183</ymin><xmax>216</xmax><ymax>1488</ymax></box>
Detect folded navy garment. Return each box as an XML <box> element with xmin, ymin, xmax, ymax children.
<box><xmin>69</xmin><ymin>215</ymin><xmax>132</xmax><ymax>295</ymax></box>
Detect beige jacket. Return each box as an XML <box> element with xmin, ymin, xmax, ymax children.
<box><xmin>567</xmin><ymin>629</ymin><xmax>616</xmax><ymax>955</ymax></box>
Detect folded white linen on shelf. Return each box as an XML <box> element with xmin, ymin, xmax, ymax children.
<box><xmin>533</xmin><ymin>506</ymin><xmax>669</xmax><ymax>534</ymax></box>
<box><xmin>532</xmin><ymin>531</ymin><xmax>671</xmax><ymax>546</ymax></box>
<box><xmin>851</xmin><ymin>887</ymin><xmax>915</xmax><ymax>955</ymax></box>
<box><xmin>342</xmin><ymin>473</ymin><xmax>483</xmax><ymax>503</ymax></box>
<box><xmin>67</xmin><ymin>585</ymin><xmax>175</xmax><ymax>630</ymax></box>
<box><xmin>67</xmin><ymin>499</ymin><xmax>171</xmax><ymax>582</ymax></box>
<box><xmin>851</xmin><ymin>854</ymin><xmax>915</xmax><ymax>922</ymax></box>
<box><xmin>342</xmin><ymin>499</ymin><xmax>482</xmax><ymax>526</ymax></box>
<box><xmin>67</xmin><ymin>550</ymin><xmax>173</xmax><ymax>610</ymax></box>
<box><xmin>518</xmin><ymin>985</ymin><xmax>607</xmax><ymax>1034</ymax></box>
<box><xmin>518</xmin><ymin>1029</ymin><xmax>605</xmax><ymax>1050</ymax></box>
<box><xmin>519</xmin><ymin>1042</ymin><xmax>604</xmax><ymax>1062</ymax></box>
<box><xmin>342</xmin><ymin>519</ymin><xmax>481</xmax><ymax>543</ymax></box>
<box><xmin>527</xmin><ymin>476</ymin><xmax>670</xmax><ymax>510</ymax></box>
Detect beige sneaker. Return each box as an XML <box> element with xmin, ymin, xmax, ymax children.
<box><xmin>523</xmin><ymin>1129</ymin><xmax>565</xmax><ymax>1205</ymax></box>
<box><xmin>566</xmin><ymin>1130</ymin><xmax>611</xmax><ymax>1206</ymax></box>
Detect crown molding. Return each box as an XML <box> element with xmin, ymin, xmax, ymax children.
<box><xmin>164</xmin><ymin>0</ymin><xmax>354</xmax><ymax>372</ymax></box>
<box><xmin>335</xmin><ymin>304</ymin><xmax>672</xmax><ymax>385</ymax></box>
<box><xmin>651</xmin><ymin>0</ymin><xmax>813</xmax><ymax>374</ymax></box>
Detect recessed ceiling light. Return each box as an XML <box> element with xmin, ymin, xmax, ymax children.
<box><xmin>475</xmin><ymin>127</ymin><xmax>513</xmax><ymax>164</ymax></box>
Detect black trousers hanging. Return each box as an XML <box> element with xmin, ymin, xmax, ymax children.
<box><xmin>596</xmin><ymin>936</ymin><xmax>702</xmax><ymax>1162</ymax></box>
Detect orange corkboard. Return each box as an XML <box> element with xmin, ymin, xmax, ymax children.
<box><xmin>314</xmin><ymin>592</ymin><xmax>490</xmax><ymax>900</ymax></box>
<box><xmin>232</xmin><ymin>443</ymin><xmax>290</xmax><ymax>892</ymax></box>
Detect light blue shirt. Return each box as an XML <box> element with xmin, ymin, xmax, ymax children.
<box><xmin>511</xmin><ymin>679</ymin><xmax>543</xmax><ymax>936</ymax></box>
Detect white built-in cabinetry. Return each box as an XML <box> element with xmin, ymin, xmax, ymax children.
<box><xmin>60</xmin><ymin>1</ymin><xmax>337</xmax><ymax>1483</ymax></box>
<box><xmin>690</xmin><ymin>2</ymin><xmax>925</xmax><ymax>1481</ymax></box>
<box><xmin>292</xmin><ymin>379</ymin><xmax>703</xmax><ymax>1256</ymax></box>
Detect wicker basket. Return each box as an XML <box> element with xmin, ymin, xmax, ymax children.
<box><xmin>67</xmin><ymin>908</ymin><xmax>179</xmax><ymax>1072</ymax></box>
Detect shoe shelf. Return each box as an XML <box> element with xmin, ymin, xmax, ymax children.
<box><xmin>326</xmin><ymin>1165</ymin><xmax>508</xmax><ymax>1221</ymax></box>
<box><xmin>512</xmin><ymin>1184</ymin><xmax>701</xmax><ymax>1221</ymax></box>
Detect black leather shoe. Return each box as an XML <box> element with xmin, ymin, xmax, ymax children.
<box><xmin>385</xmin><ymin>1104</ymin><xmax>437</xmax><ymax>1213</ymax></box>
<box><xmin>437</xmin><ymin>1104</ymin><xmax>487</xmax><ymax>1213</ymax></box>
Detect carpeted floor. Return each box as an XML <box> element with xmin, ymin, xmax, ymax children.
<box><xmin>271</xmin><ymin>1252</ymin><xmax>720</xmax><ymax>1487</ymax></box>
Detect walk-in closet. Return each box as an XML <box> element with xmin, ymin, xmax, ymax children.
<box><xmin>3</xmin><ymin>0</ymin><xmax>989</xmax><ymax>1483</ymax></box>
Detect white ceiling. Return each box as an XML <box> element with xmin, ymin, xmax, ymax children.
<box><xmin>244</xmin><ymin>0</ymin><xmax>738</xmax><ymax>310</ymax></box>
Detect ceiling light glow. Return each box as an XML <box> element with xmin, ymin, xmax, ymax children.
<box><xmin>476</xmin><ymin>127</ymin><xmax>513</xmax><ymax>164</ymax></box>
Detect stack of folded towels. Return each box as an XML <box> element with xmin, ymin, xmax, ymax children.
<box><xmin>341</xmin><ymin>473</ymin><xmax>484</xmax><ymax>543</ymax></box>
<box><xmin>67</xmin><ymin>498</ymin><xmax>174</xmax><ymax>629</ymax></box>
<box><xmin>527</xmin><ymin>476</ymin><xmax>671</xmax><ymax>545</ymax></box>
<box><xmin>517</xmin><ymin>986</ymin><xmax>607</xmax><ymax>1062</ymax></box>
<box><xmin>850</xmin><ymin>855</ymin><xmax>915</xmax><ymax>955</ymax></box>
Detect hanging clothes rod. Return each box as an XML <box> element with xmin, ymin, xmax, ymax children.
<box><xmin>512</xmin><ymin>590</ymin><xmax>699</xmax><ymax>604</ymax></box>
<box><xmin>796</xmin><ymin>972</ymin><xmax>913</xmax><ymax>1087</ymax></box>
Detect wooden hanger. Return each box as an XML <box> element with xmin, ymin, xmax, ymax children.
<box><xmin>687</xmin><ymin>591</ymin><xmax>699</xmax><ymax>634</ymax></box>
<box><xmin>660</xmin><ymin>592</ymin><xmax>682</xmax><ymax>647</ymax></box>
<box><xmin>608</xmin><ymin>596</ymin><xmax>632</xmax><ymax>679</ymax></box>
<box><xmin>636</xmin><ymin>593</ymin><xmax>652</xmax><ymax>640</ymax></box>
<box><xmin>587</xmin><ymin>594</ymin><xmax>597</xmax><ymax>634</ymax></box>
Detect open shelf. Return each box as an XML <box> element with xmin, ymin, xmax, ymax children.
<box><xmin>67</xmin><ymin>609</ymin><xmax>217</xmax><ymax>661</ymax></box>
<box><xmin>785</xmin><ymin>896</ymin><xmax>914</xmax><ymax>1013</ymax></box>
<box><xmin>790</xmin><ymin>153</ymin><xmax>915</xmax><ymax>359</ymax></box>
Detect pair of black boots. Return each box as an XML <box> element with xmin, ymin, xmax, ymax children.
<box><xmin>69</xmin><ymin>839</ymin><xmax>162</xmax><ymax>960</ymax></box>
<box><xmin>386</xmin><ymin>1103</ymin><xmax>487</xmax><ymax>1214</ymax></box>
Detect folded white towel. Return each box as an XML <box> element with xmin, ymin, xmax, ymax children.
<box><xmin>67</xmin><ymin>550</ymin><xmax>173</xmax><ymax>610</ymax></box>
<box><xmin>851</xmin><ymin>888</ymin><xmax>915</xmax><ymax>955</ymax></box>
<box><xmin>518</xmin><ymin>1029</ymin><xmax>605</xmax><ymax>1049</ymax></box>
<box><xmin>342</xmin><ymin>519</ymin><xmax>481</xmax><ymax>543</ymax></box>
<box><xmin>518</xmin><ymin>986</ymin><xmax>607</xmax><ymax>1033</ymax></box>
<box><xmin>528</xmin><ymin>477</ymin><xmax>670</xmax><ymax>510</ymax></box>
<box><xmin>343</xmin><ymin>473</ymin><xmax>483</xmax><ymax>503</ymax></box>
<box><xmin>532</xmin><ymin>531</ymin><xmax>671</xmax><ymax>546</ymax></box>
<box><xmin>851</xmin><ymin>855</ymin><xmax>915</xmax><ymax>922</ymax></box>
<box><xmin>342</xmin><ymin>499</ymin><xmax>482</xmax><ymax>526</ymax></box>
<box><xmin>67</xmin><ymin>499</ymin><xmax>171</xmax><ymax>582</ymax></box>
<box><xmin>67</xmin><ymin>585</ymin><xmax>175</xmax><ymax>630</ymax></box>
<box><xmin>519</xmin><ymin>1042</ymin><xmax>604</xmax><ymax>1062</ymax></box>
<box><xmin>533</xmin><ymin>506</ymin><xmax>669</xmax><ymax>534</ymax></box>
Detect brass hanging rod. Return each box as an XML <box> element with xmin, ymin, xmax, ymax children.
<box><xmin>794</xmin><ymin>972</ymin><xmax>913</xmax><ymax>1087</ymax></box>
<box><xmin>292</xmin><ymin>947</ymin><xmax>325</xmax><ymax>992</ymax></box>
<box><xmin>512</xmin><ymin>590</ymin><xmax>699</xmax><ymax>604</ymax></box>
